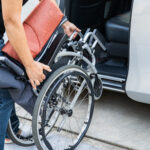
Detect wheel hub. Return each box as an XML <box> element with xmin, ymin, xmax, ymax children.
<box><xmin>67</xmin><ymin>109</ymin><xmax>73</xmax><ymax>117</ymax></box>
<box><xmin>59</xmin><ymin>108</ymin><xmax>73</xmax><ymax>117</ymax></box>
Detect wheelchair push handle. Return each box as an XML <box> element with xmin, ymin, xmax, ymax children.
<box><xmin>68</xmin><ymin>30</ymin><xmax>83</xmax><ymax>41</ymax></box>
<box><xmin>0</xmin><ymin>56</ymin><xmax>25</xmax><ymax>76</ymax></box>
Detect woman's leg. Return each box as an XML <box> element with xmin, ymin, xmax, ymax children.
<box><xmin>0</xmin><ymin>89</ymin><xmax>14</xmax><ymax>150</ymax></box>
<box><xmin>5</xmin><ymin>105</ymin><xmax>20</xmax><ymax>140</ymax></box>
<box><xmin>10</xmin><ymin>105</ymin><xmax>20</xmax><ymax>133</ymax></box>
<box><xmin>0</xmin><ymin>39</ymin><xmax>20</xmax><ymax>140</ymax></box>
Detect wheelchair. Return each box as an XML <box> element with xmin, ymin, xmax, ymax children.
<box><xmin>0</xmin><ymin>27</ymin><xmax>104</xmax><ymax>150</ymax></box>
<box><xmin>32</xmin><ymin>28</ymin><xmax>106</xmax><ymax>150</ymax></box>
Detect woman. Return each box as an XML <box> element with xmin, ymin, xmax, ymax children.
<box><xmin>0</xmin><ymin>0</ymin><xmax>80</xmax><ymax>149</ymax></box>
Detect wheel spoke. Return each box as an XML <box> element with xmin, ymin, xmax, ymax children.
<box><xmin>32</xmin><ymin>66</ymin><xmax>94</xmax><ymax>150</ymax></box>
<box><xmin>70</xmin><ymin>80</ymin><xmax>86</xmax><ymax>109</ymax></box>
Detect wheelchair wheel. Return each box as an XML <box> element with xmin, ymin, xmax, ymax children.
<box><xmin>32</xmin><ymin>65</ymin><xmax>94</xmax><ymax>150</ymax></box>
<box><xmin>7</xmin><ymin>104</ymin><xmax>34</xmax><ymax>146</ymax></box>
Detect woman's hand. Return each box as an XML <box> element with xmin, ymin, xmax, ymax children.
<box><xmin>25</xmin><ymin>61</ymin><xmax>51</xmax><ymax>89</ymax></box>
<box><xmin>62</xmin><ymin>21</ymin><xmax>81</xmax><ymax>39</ymax></box>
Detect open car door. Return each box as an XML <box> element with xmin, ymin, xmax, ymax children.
<box><xmin>126</xmin><ymin>0</ymin><xmax>150</xmax><ymax>104</ymax></box>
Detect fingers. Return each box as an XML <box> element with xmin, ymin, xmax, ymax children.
<box><xmin>30</xmin><ymin>80</ymin><xmax>36</xmax><ymax>89</ymax></box>
<box><xmin>30</xmin><ymin>79</ymin><xmax>40</xmax><ymax>89</ymax></box>
<box><xmin>34</xmin><ymin>64</ymin><xmax>50</xmax><ymax>86</ymax></box>
<box><xmin>26</xmin><ymin>61</ymin><xmax>52</xmax><ymax>89</ymax></box>
<box><xmin>34</xmin><ymin>80</ymin><xmax>40</xmax><ymax>86</ymax></box>
<box><xmin>64</xmin><ymin>24</ymin><xmax>81</xmax><ymax>38</ymax></box>
<box><xmin>75</xmin><ymin>27</ymin><xmax>81</xmax><ymax>32</ymax></box>
<box><xmin>42</xmin><ymin>74</ymin><xmax>46</xmax><ymax>80</ymax></box>
<box><xmin>43</xmin><ymin>64</ymin><xmax>52</xmax><ymax>72</ymax></box>
<box><xmin>29</xmin><ymin>69</ymin><xmax>47</xmax><ymax>89</ymax></box>
<box><xmin>73</xmin><ymin>32</ymin><xmax>78</xmax><ymax>40</ymax></box>
<box><xmin>73</xmin><ymin>23</ymin><xmax>81</xmax><ymax>33</ymax></box>
<box><xmin>67</xmin><ymin>29</ymin><xmax>80</xmax><ymax>39</ymax></box>
<box><xmin>71</xmin><ymin>26</ymin><xmax>81</xmax><ymax>39</ymax></box>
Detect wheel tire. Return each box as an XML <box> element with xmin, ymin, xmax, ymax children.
<box><xmin>32</xmin><ymin>65</ymin><xmax>94</xmax><ymax>150</ymax></box>
<box><xmin>7</xmin><ymin>108</ymin><xmax>34</xmax><ymax>147</ymax></box>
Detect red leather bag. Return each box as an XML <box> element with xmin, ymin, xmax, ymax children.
<box><xmin>2</xmin><ymin>0</ymin><xmax>64</xmax><ymax>62</ymax></box>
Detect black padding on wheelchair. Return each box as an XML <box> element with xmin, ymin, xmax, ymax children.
<box><xmin>105</xmin><ymin>12</ymin><xmax>130</xmax><ymax>43</ymax></box>
<box><xmin>105</xmin><ymin>12</ymin><xmax>130</xmax><ymax>58</ymax></box>
<box><xmin>69</xmin><ymin>0</ymin><xmax>106</xmax><ymax>29</ymax></box>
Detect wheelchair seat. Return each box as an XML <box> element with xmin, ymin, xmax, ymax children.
<box><xmin>105</xmin><ymin>12</ymin><xmax>131</xmax><ymax>58</ymax></box>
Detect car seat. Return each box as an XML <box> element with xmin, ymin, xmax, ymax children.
<box><xmin>105</xmin><ymin>11</ymin><xmax>131</xmax><ymax>58</ymax></box>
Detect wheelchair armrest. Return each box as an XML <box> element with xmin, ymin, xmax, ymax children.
<box><xmin>0</xmin><ymin>56</ymin><xmax>25</xmax><ymax>76</ymax></box>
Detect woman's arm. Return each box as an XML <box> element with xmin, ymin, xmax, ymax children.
<box><xmin>51</xmin><ymin>0</ymin><xmax>81</xmax><ymax>38</ymax></box>
<box><xmin>1</xmin><ymin>0</ymin><xmax>51</xmax><ymax>89</ymax></box>
<box><xmin>2</xmin><ymin>0</ymin><xmax>80</xmax><ymax>88</ymax></box>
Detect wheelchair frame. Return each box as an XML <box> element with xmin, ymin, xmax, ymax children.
<box><xmin>0</xmin><ymin>21</ymin><xmax>105</xmax><ymax>148</ymax></box>
<box><xmin>56</xmin><ymin>29</ymin><xmax>106</xmax><ymax>75</ymax></box>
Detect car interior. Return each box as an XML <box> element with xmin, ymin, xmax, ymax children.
<box><xmin>64</xmin><ymin>0</ymin><xmax>132</xmax><ymax>92</ymax></box>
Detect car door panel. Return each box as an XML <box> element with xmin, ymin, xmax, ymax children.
<box><xmin>126</xmin><ymin>0</ymin><xmax>150</xmax><ymax>104</ymax></box>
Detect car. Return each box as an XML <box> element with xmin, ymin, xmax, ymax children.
<box><xmin>55</xmin><ymin>0</ymin><xmax>150</xmax><ymax>104</ymax></box>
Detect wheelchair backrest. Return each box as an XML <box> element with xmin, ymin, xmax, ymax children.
<box><xmin>2</xmin><ymin>0</ymin><xmax>64</xmax><ymax>63</ymax></box>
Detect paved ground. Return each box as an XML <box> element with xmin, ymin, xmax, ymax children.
<box><xmin>5</xmin><ymin>136</ymin><xmax>126</xmax><ymax>150</ymax></box>
<box><xmin>87</xmin><ymin>91</ymin><xmax>150</xmax><ymax>150</ymax></box>
<box><xmin>5</xmin><ymin>91</ymin><xmax>150</xmax><ymax>150</ymax></box>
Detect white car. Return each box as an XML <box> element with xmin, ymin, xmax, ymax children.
<box><xmin>56</xmin><ymin>0</ymin><xmax>150</xmax><ymax>104</ymax></box>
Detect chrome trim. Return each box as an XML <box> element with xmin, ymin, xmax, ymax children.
<box><xmin>102</xmin><ymin>80</ymin><xmax>123</xmax><ymax>88</ymax></box>
<box><xmin>82</xmin><ymin>32</ymin><xmax>106</xmax><ymax>51</ymax></box>
<box><xmin>103</xmin><ymin>86</ymin><xmax>125</xmax><ymax>93</ymax></box>
<box><xmin>98</xmin><ymin>74</ymin><xmax>126</xmax><ymax>82</ymax></box>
